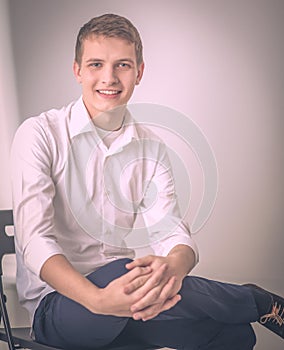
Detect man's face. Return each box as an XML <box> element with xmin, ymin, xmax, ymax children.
<box><xmin>73</xmin><ymin>35</ymin><xmax>144</xmax><ymax>120</ymax></box>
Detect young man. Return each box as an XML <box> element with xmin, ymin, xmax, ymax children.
<box><xmin>11</xmin><ymin>13</ymin><xmax>283</xmax><ymax>350</ymax></box>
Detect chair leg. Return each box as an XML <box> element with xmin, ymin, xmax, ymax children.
<box><xmin>0</xmin><ymin>277</ymin><xmax>16</xmax><ymax>350</ymax></box>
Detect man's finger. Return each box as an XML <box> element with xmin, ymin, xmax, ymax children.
<box><xmin>124</xmin><ymin>274</ymin><xmax>150</xmax><ymax>294</ymax></box>
<box><xmin>159</xmin><ymin>276</ymin><xmax>177</xmax><ymax>299</ymax></box>
<box><xmin>131</xmin><ymin>286</ymin><xmax>160</xmax><ymax>313</ymax></box>
<box><xmin>125</xmin><ymin>263</ymin><xmax>168</xmax><ymax>299</ymax></box>
<box><xmin>133</xmin><ymin>294</ymin><xmax>182</xmax><ymax>321</ymax></box>
<box><xmin>125</xmin><ymin>255</ymin><xmax>154</xmax><ymax>270</ymax></box>
<box><xmin>120</xmin><ymin>266</ymin><xmax>152</xmax><ymax>284</ymax></box>
<box><xmin>142</xmin><ymin>294</ymin><xmax>182</xmax><ymax>321</ymax></box>
<box><xmin>131</xmin><ymin>263</ymin><xmax>169</xmax><ymax>304</ymax></box>
<box><xmin>130</xmin><ymin>274</ymin><xmax>176</xmax><ymax>314</ymax></box>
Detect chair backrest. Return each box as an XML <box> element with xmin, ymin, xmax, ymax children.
<box><xmin>0</xmin><ymin>210</ymin><xmax>15</xmax><ymax>276</ymax></box>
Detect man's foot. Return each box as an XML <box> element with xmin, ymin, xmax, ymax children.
<box><xmin>244</xmin><ymin>284</ymin><xmax>284</xmax><ymax>339</ymax></box>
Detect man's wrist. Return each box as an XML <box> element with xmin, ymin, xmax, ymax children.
<box><xmin>84</xmin><ymin>286</ymin><xmax>105</xmax><ymax>314</ymax></box>
<box><xmin>167</xmin><ymin>244</ymin><xmax>196</xmax><ymax>279</ymax></box>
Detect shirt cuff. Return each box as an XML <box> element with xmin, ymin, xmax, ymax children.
<box><xmin>151</xmin><ymin>233</ymin><xmax>199</xmax><ymax>266</ymax></box>
<box><xmin>24</xmin><ymin>236</ymin><xmax>64</xmax><ymax>277</ymax></box>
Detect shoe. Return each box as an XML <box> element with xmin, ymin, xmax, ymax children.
<box><xmin>244</xmin><ymin>284</ymin><xmax>284</xmax><ymax>339</ymax></box>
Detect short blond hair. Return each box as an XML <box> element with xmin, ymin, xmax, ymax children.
<box><xmin>75</xmin><ymin>13</ymin><xmax>143</xmax><ymax>66</ymax></box>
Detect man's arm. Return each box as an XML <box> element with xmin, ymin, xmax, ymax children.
<box><xmin>121</xmin><ymin>142</ymin><xmax>198</xmax><ymax>321</ymax></box>
<box><xmin>165</xmin><ymin>243</ymin><xmax>196</xmax><ymax>280</ymax></box>
<box><xmin>40</xmin><ymin>253</ymin><xmax>181</xmax><ymax>317</ymax></box>
<box><xmin>11</xmin><ymin>118</ymin><xmax>181</xmax><ymax>319</ymax></box>
<box><xmin>40</xmin><ymin>253</ymin><xmax>149</xmax><ymax>316</ymax></box>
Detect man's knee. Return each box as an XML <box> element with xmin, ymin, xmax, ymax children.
<box><xmin>87</xmin><ymin>258</ymin><xmax>133</xmax><ymax>288</ymax></box>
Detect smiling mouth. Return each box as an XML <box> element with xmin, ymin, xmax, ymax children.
<box><xmin>97</xmin><ymin>89</ymin><xmax>122</xmax><ymax>96</ymax></box>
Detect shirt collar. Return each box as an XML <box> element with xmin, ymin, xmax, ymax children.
<box><xmin>69</xmin><ymin>96</ymin><xmax>140</xmax><ymax>148</ymax></box>
<box><xmin>69</xmin><ymin>96</ymin><xmax>95</xmax><ymax>139</ymax></box>
<box><xmin>121</xmin><ymin>109</ymin><xmax>139</xmax><ymax>145</ymax></box>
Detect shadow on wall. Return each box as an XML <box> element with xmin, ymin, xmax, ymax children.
<box><xmin>0</xmin><ymin>0</ymin><xmax>20</xmax><ymax>208</ymax></box>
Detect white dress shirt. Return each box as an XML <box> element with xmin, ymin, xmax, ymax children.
<box><xmin>11</xmin><ymin>97</ymin><xmax>198</xmax><ymax>323</ymax></box>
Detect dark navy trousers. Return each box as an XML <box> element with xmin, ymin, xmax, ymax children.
<box><xmin>33</xmin><ymin>258</ymin><xmax>258</xmax><ymax>350</ymax></box>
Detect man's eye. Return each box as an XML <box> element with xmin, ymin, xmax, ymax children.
<box><xmin>89</xmin><ymin>62</ymin><xmax>102</xmax><ymax>68</ymax></box>
<box><xmin>117</xmin><ymin>63</ymin><xmax>131</xmax><ymax>69</ymax></box>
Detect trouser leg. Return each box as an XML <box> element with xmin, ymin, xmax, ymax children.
<box><xmin>33</xmin><ymin>258</ymin><xmax>133</xmax><ymax>349</ymax></box>
<box><xmin>33</xmin><ymin>260</ymin><xmax>259</xmax><ymax>349</ymax></box>
<box><xmin>112</xmin><ymin>275</ymin><xmax>258</xmax><ymax>350</ymax></box>
<box><xmin>198</xmin><ymin>323</ymin><xmax>256</xmax><ymax>350</ymax></box>
<box><xmin>159</xmin><ymin>275</ymin><xmax>259</xmax><ymax>324</ymax></box>
<box><xmin>113</xmin><ymin>318</ymin><xmax>256</xmax><ymax>350</ymax></box>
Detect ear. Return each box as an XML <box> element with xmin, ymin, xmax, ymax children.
<box><xmin>73</xmin><ymin>61</ymin><xmax>82</xmax><ymax>84</ymax></box>
<box><xmin>135</xmin><ymin>62</ymin><xmax>145</xmax><ymax>85</ymax></box>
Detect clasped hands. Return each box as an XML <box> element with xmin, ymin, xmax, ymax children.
<box><xmin>97</xmin><ymin>255</ymin><xmax>183</xmax><ymax>321</ymax></box>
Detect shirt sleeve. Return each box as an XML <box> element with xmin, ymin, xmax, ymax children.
<box><xmin>10</xmin><ymin>117</ymin><xmax>64</xmax><ymax>277</ymax></box>
<box><xmin>140</xmin><ymin>142</ymin><xmax>199</xmax><ymax>265</ymax></box>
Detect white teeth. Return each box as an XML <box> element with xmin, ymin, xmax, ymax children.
<box><xmin>98</xmin><ymin>90</ymin><xmax>120</xmax><ymax>95</ymax></box>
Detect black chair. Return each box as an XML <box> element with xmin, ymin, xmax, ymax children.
<box><xmin>0</xmin><ymin>209</ymin><xmax>162</xmax><ymax>350</ymax></box>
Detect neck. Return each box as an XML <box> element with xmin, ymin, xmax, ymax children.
<box><xmin>91</xmin><ymin>105</ymin><xmax>126</xmax><ymax>131</ymax></box>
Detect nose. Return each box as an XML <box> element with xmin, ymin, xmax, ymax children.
<box><xmin>101</xmin><ymin>65</ymin><xmax>119</xmax><ymax>86</ymax></box>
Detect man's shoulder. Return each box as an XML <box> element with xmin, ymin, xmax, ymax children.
<box><xmin>25</xmin><ymin>100</ymin><xmax>76</xmax><ymax>128</ymax></box>
<box><xmin>12</xmin><ymin>100</ymin><xmax>79</xmax><ymax>155</ymax></box>
<box><xmin>16</xmin><ymin>100</ymin><xmax>78</xmax><ymax>138</ymax></box>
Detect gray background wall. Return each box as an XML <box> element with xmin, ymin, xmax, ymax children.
<box><xmin>1</xmin><ymin>0</ymin><xmax>284</xmax><ymax>349</ymax></box>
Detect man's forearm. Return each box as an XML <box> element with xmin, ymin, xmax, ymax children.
<box><xmin>167</xmin><ymin>244</ymin><xmax>196</xmax><ymax>280</ymax></box>
<box><xmin>40</xmin><ymin>254</ymin><xmax>101</xmax><ymax>313</ymax></box>
<box><xmin>40</xmin><ymin>254</ymin><xmax>153</xmax><ymax>317</ymax></box>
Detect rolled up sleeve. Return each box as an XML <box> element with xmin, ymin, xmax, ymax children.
<box><xmin>11</xmin><ymin>117</ymin><xmax>63</xmax><ymax>277</ymax></box>
<box><xmin>141</xmin><ymin>142</ymin><xmax>199</xmax><ymax>265</ymax></box>
<box><xmin>150</xmin><ymin>221</ymin><xmax>199</xmax><ymax>265</ymax></box>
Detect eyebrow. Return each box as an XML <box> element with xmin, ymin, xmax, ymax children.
<box><xmin>86</xmin><ymin>58</ymin><xmax>135</xmax><ymax>64</ymax></box>
<box><xmin>86</xmin><ymin>58</ymin><xmax>103</xmax><ymax>63</ymax></box>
